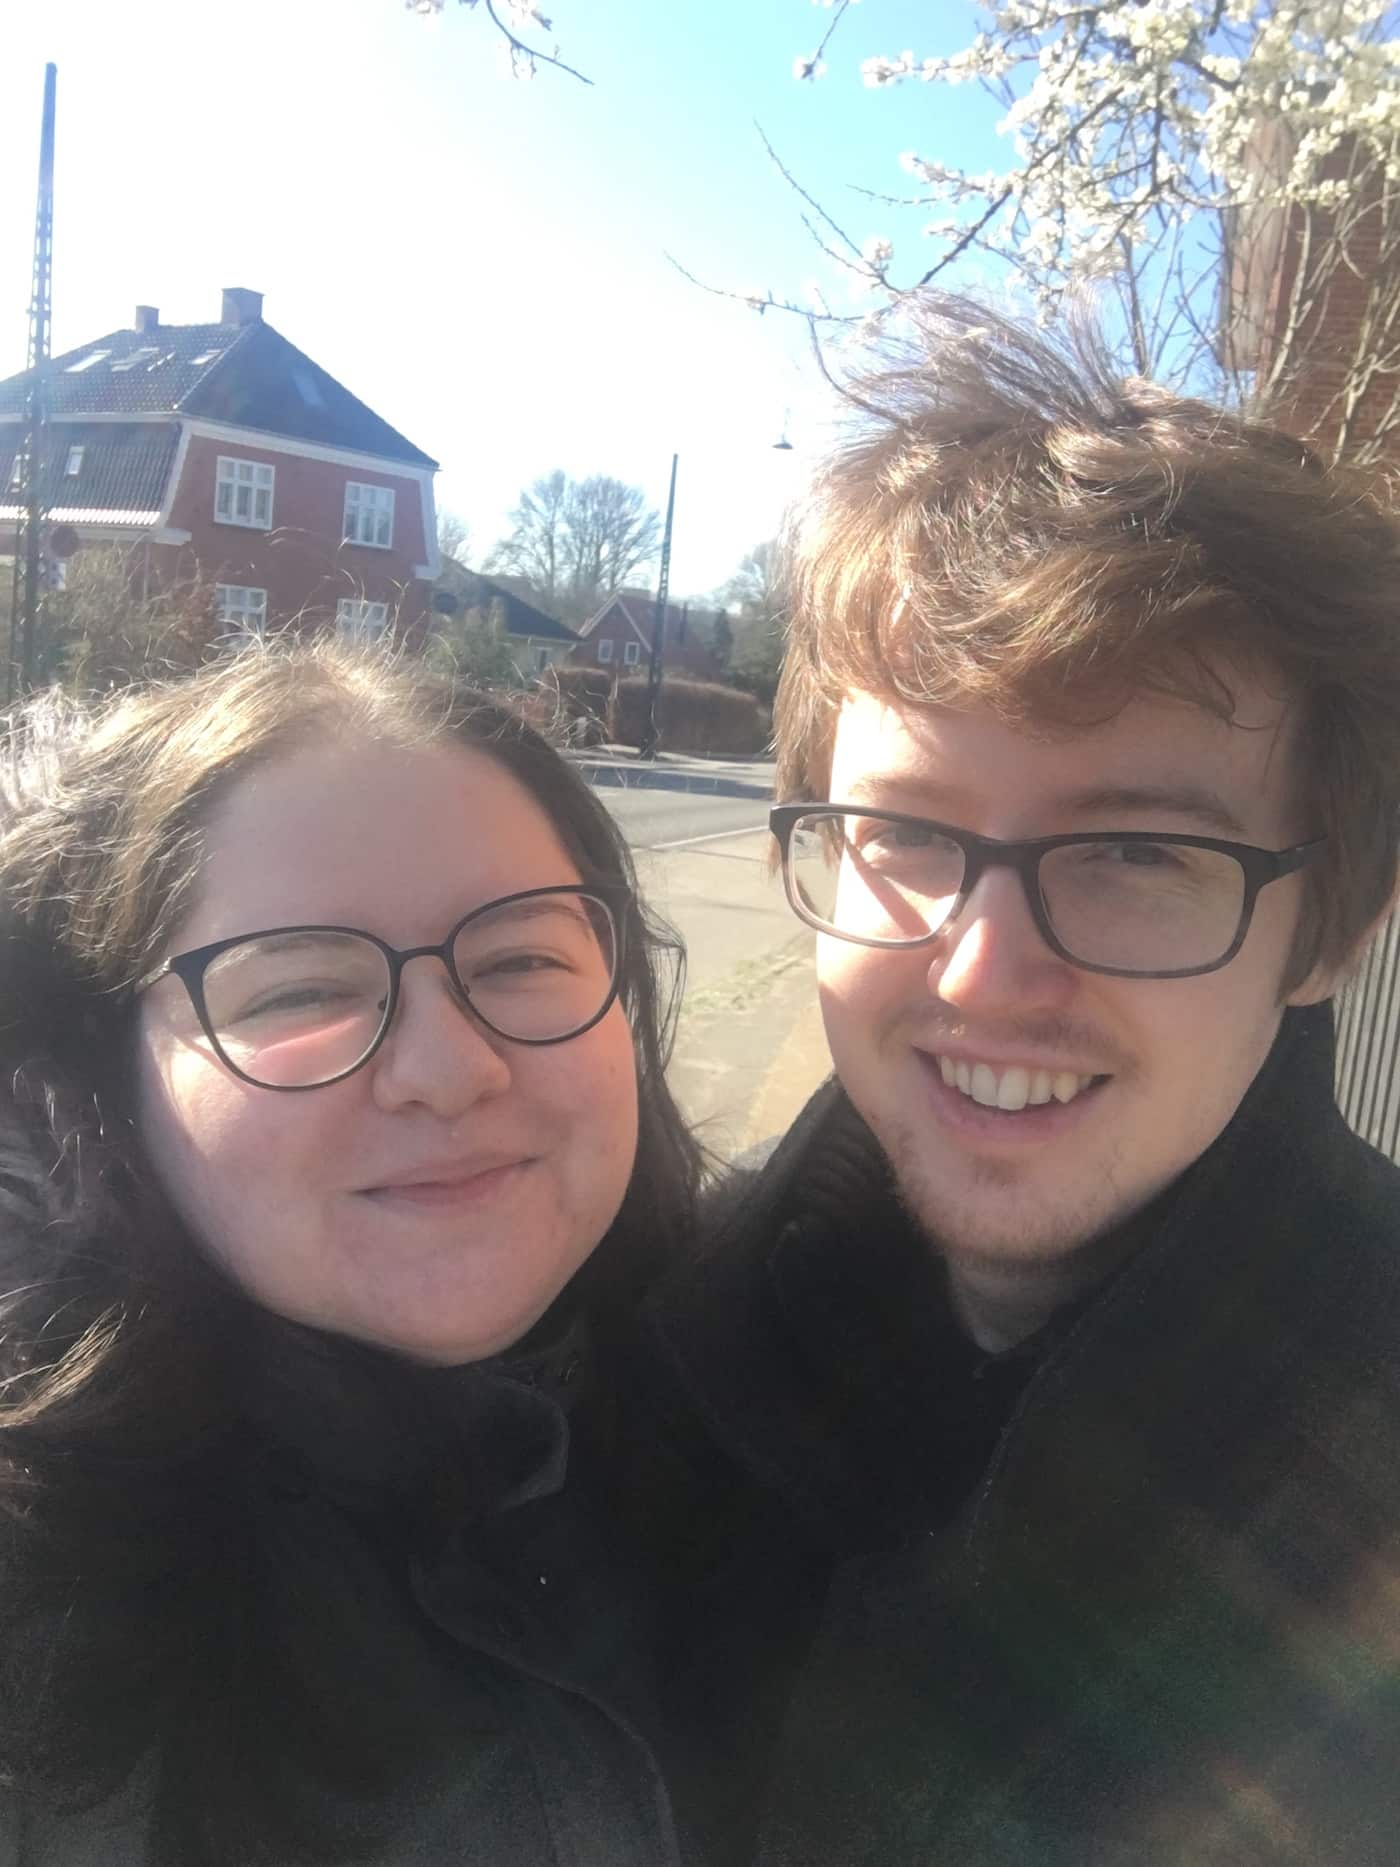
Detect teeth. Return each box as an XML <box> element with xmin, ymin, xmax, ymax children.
<box><xmin>935</xmin><ymin>1055</ymin><xmax>1096</xmax><ymax>1110</ymax></box>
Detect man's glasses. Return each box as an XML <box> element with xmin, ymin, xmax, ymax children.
<box><xmin>770</xmin><ymin>805</ymin><xmax>1326</xmax><ymax>981</ymax></box>
<box><xmin>136</xmin><ymin>885</ymin><xmax>623</xmax><ymax>1091</ymax></box>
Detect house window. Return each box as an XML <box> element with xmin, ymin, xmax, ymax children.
<box><xmin>65</xmin><ymin>446</ymin><xmax>85</xmax><ymax>477</ymax></box>
<box><xmin>215</xmin><ymin>457</ymin><xmax>274</xmax><ymax>529</ymax></box>
<box><xmin>65</xmin><ymin>349</ymin><xmax>110</xmax><ymax>373</ymax></box>
<box><xmin>343</xmin><ymin>482</ymin><xmax>395</xmax><ymax>549</ymax></box>
<box><xmin>623</xmin><ymin>640</ymin><xmax>641</xmax><ymax>666</ymax></box>
<box><xmin>110</xmin><ymin>347</ymin><xmax>162</xmax><ymax>374</ymax></box>
<box><xmin>336</xmin><ymin>598</ymin><xmax>390</xmax><ymax>643</ymax></box>
<box><xmin>215</xmin><ymin>585</ymin><xmax>268</xmax><ymax>634</ymax></box>
<box><xmin>535</xmin><ymin>646</ymin><xmax>551</xmax><ymax>673</ymax></box>
<box><xmin>597</xmin><ymin>639</ymin><xmax>614</xmax><ymax>664</ymax></box>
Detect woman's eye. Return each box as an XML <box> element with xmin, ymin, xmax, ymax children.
<box><xmin>476</xmin><ymin>950</ymin><xmax>567</xmax><ymax>979</ymax></box>
<box><xmin>232</xmin><ymin>983</ymin><xmax>359</xmax><ymax>1022</ymax></box>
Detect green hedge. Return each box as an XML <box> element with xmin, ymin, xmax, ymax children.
<box><xmin>614</xmin><ymin>676</ymin><xmax>770</xmax><ymax>755</ymax></box>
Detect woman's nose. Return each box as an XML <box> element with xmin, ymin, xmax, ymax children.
<box><xmin>369</xmin><ymin>960</ymin><xmax>513</xmax><ymax>1116</ymax></box>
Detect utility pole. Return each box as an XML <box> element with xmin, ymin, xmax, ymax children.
<box><xmin>7</xmin><ymin>64</ymin><xmax>56</xmax><ymax>702</ymax></box>
<box><xmin>639</xmin><ymin>452</ymin><xmax>678</xmax><ymax>761</ymax></box>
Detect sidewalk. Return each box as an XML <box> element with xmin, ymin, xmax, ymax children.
<box><xmin>632</xmin><ymin>827</ymin><xmax>831</xmax><ymax>1162</ymax></box>
<box><xmin>569</xmin><ymin>745</ymin><xmax>775</xmax><ymax>801</ymax></box>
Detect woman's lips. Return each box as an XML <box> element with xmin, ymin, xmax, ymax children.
<box><xmin>361</xmin><ymin>1160</ymin><xmax>534</xmax><ymax>1208</ymax></box>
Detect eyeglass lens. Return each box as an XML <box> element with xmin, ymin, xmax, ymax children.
<box><xmin>200</xmin><ymin>894</ymin><xmax>618</xmax><ymax>1088</ymax></box>
<box><xmin>786</xmin><ymin>812</ymin><xmax>1248</xmax><ymax>974</ymax></box>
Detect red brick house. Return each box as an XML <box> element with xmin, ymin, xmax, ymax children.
<box><xmin>1223</xmin><ymin>128</ymin><xmax>1400</xmax><ymax>462</ymax></box>
<box><xmin>0</xmin><ymin>288</ymin><xmax>439</xmax><ymax>641</ymax></box>
<box><xmin>569</xmin><ymin>590</ymin><xmax>722</xmax><ymax>679</ymax></box>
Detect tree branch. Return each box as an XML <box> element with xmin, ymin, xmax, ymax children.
<box><xmin>479</xmin><ymin>0</ymin><xmax>593</xmax><ymax>84</ymax></box>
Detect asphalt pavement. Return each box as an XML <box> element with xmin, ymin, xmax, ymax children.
<box><xmin>575</xmin><ymin>749</ymin><xmax>831</xmax><ymax>1160</ymax></box>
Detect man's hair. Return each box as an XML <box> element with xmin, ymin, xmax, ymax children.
<box><xmin>775</xmin><ymin>295</ymin><xmax>1400</xmax><ymax>986</ymax></box>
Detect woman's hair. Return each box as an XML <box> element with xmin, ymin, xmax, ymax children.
<box><xmin>0</xmin><ymin>638</ymin><xmax>702</xmax><ymax>1823</ymax></box>
<box><xmin>776</xmin><ymin>293</ymin><xmax>1400</xmax><ymax>988</ymax></box>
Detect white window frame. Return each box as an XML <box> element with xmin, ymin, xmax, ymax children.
<box><xmin>336</xmin><ymin>598</ymin><xmax>391</xmax><ymax>643</ymax></box>
<box><xmin>596</xmin><ymin>638</ymin><xmax>614</xmax><ymax>664</ymax></box>
<box><xmin>342</xmin><ymin>481</ymin><xmax>395</xmax><ymax>549</ymax></box>
<box><xmin>215</xmin><ymin>584</ymin><xmax>268</xmax><ymax>634</ymax></box>
<box><xmin>215</xmin><ymin>456</ymin><xmax>274</xmax><ymax>530</ymax></box>
<box><xmin>64</xmin><ymin>445</ymin><xmax>85</xmax><ymax>477</ymax></box>
<box><xmin>623</xmin><ymin>640</ymin><xmax>641</xmax><ymax>667</ymax></box>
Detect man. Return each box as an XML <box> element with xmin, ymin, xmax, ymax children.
<box><xmin>647</xmin><ymin>301</ymin><xmax>1400</xmax><ymax>1865</ymax></box>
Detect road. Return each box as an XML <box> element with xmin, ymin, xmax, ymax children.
<box><xmin>579</xmin><ymin>755</ymin><xmax>831</xmax><ymax>1159</ymax></box>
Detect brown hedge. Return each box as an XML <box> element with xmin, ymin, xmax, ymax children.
<box><xmin>541</xmin><ymin>665</ymin><xmax>616</xmax><ymax>745</ymax></box>
<box><xmin>613</xmin><ymin>676</ymin><xmax>770</xmax><ymax>755</ymax></box>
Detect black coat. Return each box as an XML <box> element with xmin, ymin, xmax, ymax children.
<box><xmin>644</xmin><ymin>1003</ymin><xmax>1400</xmax><ymax>1865</ymax></box>
<box><xmin>1</xmin><ymin>1311</ymin><xmax>686</xmax><ymax>1867</ymax></box>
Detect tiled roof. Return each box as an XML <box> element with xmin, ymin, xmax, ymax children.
<box><xmin>437</xmin><ymin>565</ymin><xmax>579</xmax><ymax>644</ymax></box>
<box><xmin>0</xmin><ymin>320</ymin><xmax>436</xmax><ymax>467</ymax></box>
<box><xmin>0</xmin><ymin>420</ymin><xmax>179</xmax><ymax>524</ymax></box>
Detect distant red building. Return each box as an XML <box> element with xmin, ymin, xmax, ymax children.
<box><xmin>569</xmin><ymin>590</ymin><xmax>722</xmax><ymax>679</ymax></box>
<box><xmin>0</xmin><ymin>288</ymin><xmax>439</xmax><ymax>641</ymax></box>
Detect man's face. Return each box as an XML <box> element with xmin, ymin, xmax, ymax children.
<box><xmin>816</xmin><ymin>682</ymin><xmax>1331</xmax><ymax>1270</ymax></box>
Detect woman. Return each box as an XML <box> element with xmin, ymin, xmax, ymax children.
<box><xmin>0</xmin><ymin>639</ymin><xmax>703</xmax><ymax>1865</ymax></box>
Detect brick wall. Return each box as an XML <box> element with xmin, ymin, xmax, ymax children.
<box><xmin>164</xmin><ymin>435</ymin><xmax>431</xmax><ymax>635</ymax></box>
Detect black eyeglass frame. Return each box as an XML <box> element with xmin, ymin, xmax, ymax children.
<box><xmin>134</xmin><ymin>883</ymin><xmax>627</xmax><ymax>1092</ymax></box>
<box><xmin>769</xmin><ymin>803</ymin><xmax>1327</xmax><ymax>981</ymax></box>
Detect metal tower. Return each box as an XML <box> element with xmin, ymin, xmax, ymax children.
<box><xmin>8</xmin><ymin>63</ymin><xmax>56</xmax><ymax>701</ymax></box>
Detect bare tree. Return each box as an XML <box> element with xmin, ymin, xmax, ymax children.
<box><xmin>561</xmin><ymin>475</ymin><xmax>662</xmax><ymax>613</ymax></box>
<box><xmin>488</xmin><ymin>470</ymin><xmax>570</xmax><ymax>603</ymax></box>
<box><xmin>488</xmin><ymin>470</ymin><xmax>661</xmax><ymax>623</ymax></box>
<box><xmin>721</xmin><ymin>539</ymin><xmax>788</xmax><ymax>705</ymax></box>
<box><xmin>437</xmin><ymin>510</ymin><xmax>471</xmax><ymax>566</ymax></box>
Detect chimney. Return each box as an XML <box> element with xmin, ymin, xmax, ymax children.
<box><xmin>133</xmin><ymin>304</ymin><xmax>159</xmax><ymax>334</ymax></box>
<box><xmin>221</xmin><ymin>287</ymin><xmax>264</xmax><ymax>328</ymax></box>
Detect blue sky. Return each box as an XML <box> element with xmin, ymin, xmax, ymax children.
<box><xmin>0</xmin><ymin>0</ymin><xmax>1005</xmax><ymax>598</ymax></box>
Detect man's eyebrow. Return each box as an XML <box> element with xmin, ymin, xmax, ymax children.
<box><xmin>1056</xmin><ymin>784</ymin><xmax>1250</xmax><ymax>837</ymax></box>
<box><xmin>833</xmin><ymin>778</ymin><xmax>1251</xmax><ymax>838</ymax></box>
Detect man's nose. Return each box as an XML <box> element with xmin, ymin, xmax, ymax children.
<box><xmin>929</xmin><ymin>865</ymin><xmax>1078</xmax><ymax>1014</ymax></box>
<box><xmin>370</xmin><ymin>960</ymin><xmax>512</xmax><ymax>1116</ymax></box>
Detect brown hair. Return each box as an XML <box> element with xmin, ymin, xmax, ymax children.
<box><xmin>0</xmin><ymin>638</ymin><xmax>701</xmax><ymax>1824</ymax></box>
<box><xmin>775</xmin><ymin>295</ymin><xmax>1400</xmax><ymax>985</ymax></box>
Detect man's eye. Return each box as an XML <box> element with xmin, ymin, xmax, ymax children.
<box><xmin>1102</xmin><ymin>841</ymin><xmax>1180</xmax><ymax>867</ymax></box>
<box><xmin>859</xmin><ymin>821</ymin><xmax>939</xmax><ymax>851</ymax></box>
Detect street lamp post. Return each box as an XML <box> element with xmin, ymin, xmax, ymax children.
<box><xmin>639</xmin><ymin>452</ymin><xmax>678</xmax><ymax>761</ymax></box>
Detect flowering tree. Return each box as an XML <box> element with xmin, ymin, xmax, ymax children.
<box><xmin>404</xmin><ymin>0</ymin><xmax>588</xmax><ymax>82</ymax></box>
<box><xmin>787</xmin><ymin>0</ymin><xmax>1400</xmax><ymax>461</ymax></box>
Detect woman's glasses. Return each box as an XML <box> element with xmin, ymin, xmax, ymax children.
<box><xmin>136</xmin><ymin>885</ymin><xmax>623</xmax><ymax>1091</ymax></box>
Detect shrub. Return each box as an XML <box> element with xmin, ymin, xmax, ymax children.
<box><xmin>614</xmin><ymin>676</ymin><xmax>770</xmax><ymax>756</ymax></box>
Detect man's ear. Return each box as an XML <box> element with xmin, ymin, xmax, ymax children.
<box><xmin>1287</xmin><ymin>900</ymin><xmax>1397</xmax><ymax>1007</ymax></box>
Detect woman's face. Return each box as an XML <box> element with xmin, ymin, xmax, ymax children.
<box><xmin>136</xmin><ymin>737</ymin><xmax>640</xmax><ymax>1364</ymax></box>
